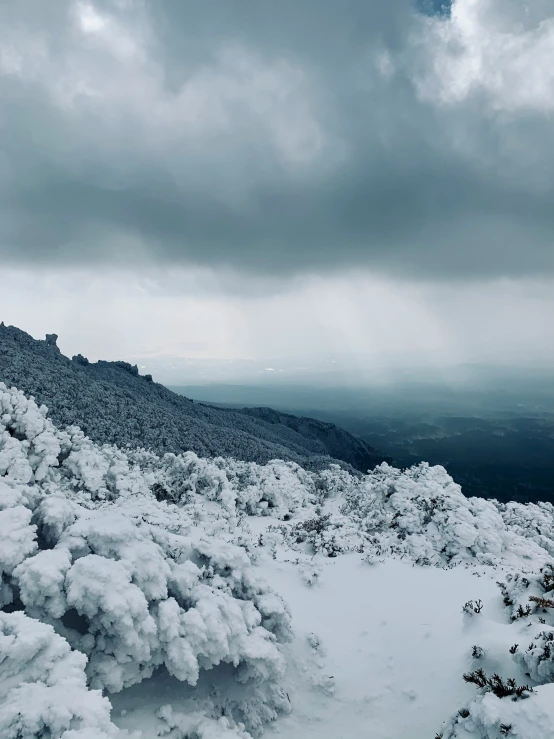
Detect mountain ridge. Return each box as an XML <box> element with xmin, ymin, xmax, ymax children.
<box><xmin>0</xmin><ymin>322</ymin><xmax>388</xmax><ymax>472</ymax></box>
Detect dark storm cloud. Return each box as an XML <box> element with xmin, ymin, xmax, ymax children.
<box><xmin>1</xmin><ymin>0</ymin><xmax>554</xmax><ymax>279</ymax></box>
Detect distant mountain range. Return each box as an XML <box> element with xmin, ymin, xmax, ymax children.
<box><xmin>0</xmin><ymin>323</ymin><xmax>388</xmax><ymax>472</ymax></box>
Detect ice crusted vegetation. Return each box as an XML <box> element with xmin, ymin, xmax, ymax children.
<box><xmin>2</xmin><ymin>382</ymin><xmax>554</xmax><ymax>738</ymax></box>
<box><xmin>0</xmin><ymin>384</ymin><xmax>291</xmax><ymax>739</ymax></box>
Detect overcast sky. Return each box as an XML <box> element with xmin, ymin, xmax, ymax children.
<box><xmin>1</xmin><ymin>0</ymin><xmax>554</xmax><ymax>372</ymax></box>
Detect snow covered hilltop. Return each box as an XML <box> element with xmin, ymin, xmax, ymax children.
<box><xmin>0</xmin><ymin>323</ymin><xmax>387</xmax><ymax>472</ymax></box>
<box><xmin>2</xmin><ymin>380</ymin><xmax>554</xmax><ymax>736</ymax></box>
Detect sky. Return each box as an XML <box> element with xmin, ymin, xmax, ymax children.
<box><xmin>1</xmin><ymin>0</ymin><xmax>554</xmax><ymax>376</ymax></box>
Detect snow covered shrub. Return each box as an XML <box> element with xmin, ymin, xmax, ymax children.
<box><xmin>516</xmin><ymin>630</ymin><xmax>554</xmax><ymax>684</ymax></box>
<box><xmin>220</xmin><ymin>458</ymin><xmax>316</xmax><ymax>517</ymax></box>
<box><xmin>0</xmin><ymin>384</ymin><xmax>293</xmax><ymax>736</ymax></box>
<box><xmin>438</xmin><ymin>685</ymin><xmax>554</xmax><ymax>739</ymax></box>
<box><xmin>498</xmin><ymin>568</ymin><xmax>554</xmax><ymax>624</ymax></box>
<box><xmin>0</xmin><ymin>480</ymin><xmax>38</xmax><ymax>609</ymax></box>
<box><xmin>156</xmin><ymin>705</ymin><xmax>254</xmax><ymax>739</ymax></box>
<box><xmin>312</xmin><ymin>463</ymin><xmax>356</xmax><ymax>501</ymax></box>
<box><xmin>0</xmin><ymin>611</ymin><xmax>120</xmax><ymax>739</ymax></box>
<box><xmin>250</xmin><ymin>461</ymin><xmax>554</xmax><ymax>568</ymax></box>
<box><xmin>540</xmin><ymin>564</ymin><xmax>554</xmax><ymax>593</ymax></box>
<box><xmin>11</xmin><ymin>504</ymin><xmax>292</xmax><ymax>705</ymax></box>
<box><xmin>342</xmin><ymin>463</ymin><xmax>553</xmax><ymax>567</ymax></box>
<box><xmin>0</xmin><ymin>383</ymin><xmax>69</xmax><ymax>483</ymax></box>
<box><xmin>501</xmin><ymin>503</ymin><xmax>554</xmax><ymax>559</ymax></box>
<box><xmin>472</xmin><ymin>645</ymin><xmax>485</xmax><ymax>660</ymax></box>
<box><xmin>290</xmin><ymin>513</ymin><xmax>351</xmax><ymax>557</ymax></box>
<box><xmin>143</xmin><ymin>452</ymin><xmax>316</xmax><ymax>520</ymax></box>
<box><xmin>298</xmin><ymin>559</ymin><xmax>322</xmax><ymax>586</ymax></box>
<box><xmin>462</xmin><ymin>669</ymin><xmax>532</xmax><ymax>700</ymax></box>
<box><xmin>463</xmin><ymin>599</ymin><xmax>484</xmax><ymax>615</ymax></box>
<box><xmin>503</xmin><ymin>565</ymin><xmax>554</xmax><ymax>684</ymax></box>
<box><xmin>529</xmin><ymin>595</ymin><xmax>554</xmax><ymax>610</ymax></box>
<box><xmin>442</xmin><ymin>565</ymin><xmax>554</xmax><ymax>739</ymax></box>
<box><xmin>148</xmin><ymin>452</ymin><xmax>235</xmax><ymax>509</ymax></box>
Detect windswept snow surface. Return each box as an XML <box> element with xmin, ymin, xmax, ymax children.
<box><xmin>2</xmin><ymin>381</ymin><xmax>554</xmax><ymax>739</ymax></box>
<box><xmin>256</xmin><ymin>557</ymin><xmax>503</xmax><ymax>739</ymax></box>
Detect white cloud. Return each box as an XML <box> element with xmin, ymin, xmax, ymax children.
<box><xmin>417</xmin><ymin>0</ymin><xmax>554</xmax><ymax>112</ymax></box>
<box><xmin>77</xmin><ymin>3</ymin><xmax>106</xmax><ymax>34</ymax></box>
<box><xmin>1</xmin><ymin>268</ymin><xmax>553</xmax><ymax>372</ymax></box>
<box><xmin>2</xmin><ymin>0</ymin><xmax>554</xmax><ymax>281</ymax></box>
<box><xmin>1</xmin><ymin>4</ymin><xmax>330</xmax><ymax>170</ymax></box>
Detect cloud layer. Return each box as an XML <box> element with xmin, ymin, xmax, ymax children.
<box><xmin>3</xmin><ymin>267</ymin><xmax>554</xmax><ymax>371</ymax></box>
<box><xmin>1</xmin><ymin>0</ymin><xmax>554</xmax><ymax>280</ymax></box>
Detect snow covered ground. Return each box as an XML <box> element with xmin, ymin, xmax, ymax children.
<box><xmin>258</xmin><ymin>557</ymin><xmax>501</xmax><ymax>739</ymax></box>
<box><xmin>111</xmin><ymin>556</ymin><xmax>499</xmax><ymax>739</ymax></box>
<box><xmin>2</xmin><ymin>381</ymin><xmax>554</xmax><ymax>739</ymax></box>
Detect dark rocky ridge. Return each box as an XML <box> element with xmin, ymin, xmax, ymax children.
<box><xmin>0</xmin><ymin>323</ymin><xmax>388</xmax><ymax>472</ymax></box>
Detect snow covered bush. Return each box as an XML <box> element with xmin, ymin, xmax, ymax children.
<box><xmin>492</xmin><ymin>565</ymin><xmax>554</xmax><ymax>688</ymax></box>
<box><xmin>0</xmin><ymin>384</ymin><xmax>292</xmax><ymax>736</ymax></box>
<box><xmin>341</xmin><ymin>463</ymin><xmax>554</xmax><ymax>568</ymax></box>
<box><xmin>0</xmin><ymin>611</ymin><xmax>120</xmax><ymax>739</ymax></box>
<box><xmin>290</xmin><ymin>514</ymin><xmax>349</xmax><ymax>558</ymax></box>
<box><xmin>439</xmin><ymin>566</ymin><xmax>554</xmax><ymax>739</ymax></box>
<box><xmin>462</xmin><ymin>669</ymin><xmax>532</xmax><ymax>699</ymax></box>
<box><xmin>156</xmin><ymin>705</ymin><xmax>254</xmax><ymax>739</ymax></box>
<box><xmin>438</xmin><ymin>685</ymin><xmax>554</xmax><ymax>739</ymax></box>
<box><xmin>147</xmin><ymin>452</ymin><xmax>316</xmax><ymax>519</ymax></box>
<box><xmin>500</xmin><ymin>503</ymin><xmax>554</xmax><ymax>559</ymax></box>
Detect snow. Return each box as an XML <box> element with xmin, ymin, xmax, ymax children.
<box><xmin>2</xmin><ymin>381</ymin><xmax>554</xmax><ymax>739</ymax></box>
<box><xmin>249</xmin><ymin>557</ymin><xmax>502</xmax><ymax>739</ymax></box>
<box><xmin>0</xmin><ymin>612</ymin><xmax>121</xmax><ymax>739</ymax></box>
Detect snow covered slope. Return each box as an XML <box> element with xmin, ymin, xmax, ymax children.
<box><xmin>2</xmin><ymin>382</ymin><xmax>554</xmax><ymax>739</ymax></box>
<box><xmin>0</xmin><ymin>323</ymin><xmax>387</xmax><ymax>472</ymax></box>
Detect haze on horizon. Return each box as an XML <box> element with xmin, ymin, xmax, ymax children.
<box><xmin>1</xmin><ymin>0</ymin><xmax>554</xmax><ymax>377</ymax></box>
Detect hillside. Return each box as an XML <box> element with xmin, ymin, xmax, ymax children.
<box><xmin>2</xmin><ymin>382</ymin><xmax>554</xmax><ymax>739</ymax></box>
<box><xmin>0</xmin><ymin>323</ymin><xmax>387</xmax><ymax>472</ymax></box>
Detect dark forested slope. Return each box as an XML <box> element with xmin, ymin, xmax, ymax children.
<box><xmin>0</xmin><ymin>323</ymin><xmax>386</xmax><ymax>471</ymax></box>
